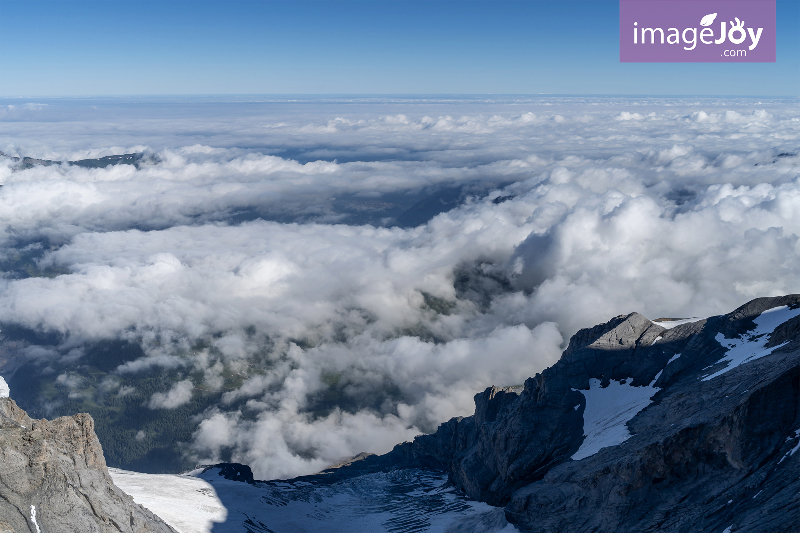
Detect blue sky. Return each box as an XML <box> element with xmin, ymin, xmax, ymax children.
<box><xmin>0</xmin><ymin>0</ymin><xmax>797</xmax><ymax>96</ymax></box>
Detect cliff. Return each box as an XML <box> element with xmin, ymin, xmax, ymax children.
<box><xmin>345</xmin><ymin>295</ymin><xmax>800</xmax><ymax>532</ymax></box>
<box><xmin>0</xmin><ymin>398</ymin><xmax>176</xmax><ymax>533</ymax></box>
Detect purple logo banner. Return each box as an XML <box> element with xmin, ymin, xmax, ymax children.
<box><xmin>620</xmin><ymin>0</ymin><xmax>776</xmax><ymax>62</ymax></box>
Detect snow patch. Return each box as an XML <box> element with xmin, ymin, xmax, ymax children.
<box><xmin>723</xmin><ymin>527</ymin><xmax>733</xmax><ymax>533</ymax></box>
<box><xmin>667</xmin><ymin>353</ymin><xmax>681</xmax><ymax>365</ymax></box>
<box><xmin>702</xmin><ymin>306</ymin><xmax>800</xmax><ymax>382</ymax></box>
<box><xmin>0</xmin><ymin>375</ymin><xmax>9</xmax><ymax>398</ymax></box>
<box><xmin>571</xmin><ymin>378</ymin><xmax>659</xmax><ymax>461</ymax></box>
<box><xmin>30</xmin><ymin>505</ymin><xmax>41</xmax><ymax>533</ymax></box>
<box><xmin>652</xmin><ymin>318</ymin><xmax>701</xmax><ymax>330</ymax></box>
<box><xmin>777</xmin><ymin>429</ymin><xmax>800</xmax><ymax>464</ymax></box>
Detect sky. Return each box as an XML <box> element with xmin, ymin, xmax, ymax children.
<box><xmin>1</xmin><ymin>0</ymin><xmax>800</xmax><ymax>483</ymax></box>
<box><xmin>0</xmin><ymin>0</ymin><xmax>797</xmax><ymax>96</ymax></box>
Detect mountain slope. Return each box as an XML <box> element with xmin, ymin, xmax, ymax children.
<box><xmin>0</xmin><ymin>397</ymin><xmax>177</xmax><ymax>533</ymax></box>
<box><xmin>342</xmin><ymin>295</ymin><xmax>800</xmax><ymax>532</ymax></box>
<box><xmin>75</xmin><ymin>295</ymin><xmax>800</xmax><ymax>533</ymax></box>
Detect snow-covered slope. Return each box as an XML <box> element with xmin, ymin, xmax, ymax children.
<box><xmin>111</xmin><ymin>466</ymin><xmax>518</xmax><ymax>533</ymax></box>
<box><xmin>570</xmin><ymin>377</ymin><xmax>659</xmax><ymax>460</ymax></box>
<box><xmin>109</xmin><ymin>469</ymin><xmax>227</xmax><ymax>533</ymax></box>
<box><xmin>702</xmin><ymin>305</ymin><xmax>800</xmax><ymax>381</ymax></box>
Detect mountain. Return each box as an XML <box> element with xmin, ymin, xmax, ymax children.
<box><xmin>0</xmin><ymin>396</ymin><xmax>177</xmax><ymax>533</ymax></box>
<box><xmin>0</xmin><ymin>150</ymin><xmax>506</xmax><ymax>227</ymax></box>
<box><xmin>112</xmin><ymin>295</ymin><xmax>800</xmax><ymax>533</ymax></box>
<box><xmin>0</xmin><ymin>151</ymin><xmax>148</xmax><ymax>170</ymax></box>
<box><xmin>371</xmin><ymin>294</ymin><xmax>800</xmax><ymax>532</ymax></box>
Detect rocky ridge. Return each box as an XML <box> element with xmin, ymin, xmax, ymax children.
<box><xmin>0</xmin><ymin>397</ymin><xmax>176</xmax><ymax>533</ymax></box>
<box><xmin>0</xmin><ymin>151</ymin><xmax>148</xmax><ymax>171</ymax></box>
<box><xmin>319</xmin><ymin>295</ymin><xmax>800</xmax><ymax>532</ymax></box>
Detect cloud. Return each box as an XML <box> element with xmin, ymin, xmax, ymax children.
<box><xmin>1</xmin><ymin>96</ymin><xmax>800</xmax><ymax>478</ymax></box>
<box><xmin>148</xmin><ymin>380</ymin><xmax>194</xmax><ymax>409</ymax></box>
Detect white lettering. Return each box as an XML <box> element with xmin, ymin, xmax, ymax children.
<box><xmin>667</xmin><ymin>28</ymin><xmax>680</xmax><ymax>44</ymax></box>
<box><xmin>748</xmin><ymin>27</ymin><xmax>763</xmax><ymax>50</ymax></box>
<box><xmin>715</xmin><ymin>22</ymin><xmax>727</xmax><ymax>44</ymax></box>
<box><xmin>682</xmin><ymin>27</ymin><xmax>697</xmax><ymax>50</ymax></box>
<box><xmin>729</xmin><ymin>17</ymin><xmax>746</xmax><ymax>44</ymax></box>
<box><xmin>628</xmin><ymin>15</ymin><xmax>760</xmax><ymax>54</ymax></box>
<box><xmin>723</xmin><ymin>49</ymin><xmax>747</xmax><ymax>57</ymax></box>
<box><xmin>642</xmin><ymin>28</ymin><xmax>665</xmax><ymax>44</ymax></box>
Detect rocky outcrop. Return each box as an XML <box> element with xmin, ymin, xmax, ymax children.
<box><xmin>0</xmin><ymin>398</ymin><xmax>176</xmax><ymax>533</ymax></box>
<box><xmin>199</xmin><ymin>462</ymin><xmax>255</xmax><ymax>484</ymax></box>
<box><xmin>383</xmin><ymin>311</ymin><xmax>668</xmax><ymax>504</ymax></box>
<box><xmin>362</xmin><ymin>295</ymin><xmax>800</xmax><ymax>532</ymax></box>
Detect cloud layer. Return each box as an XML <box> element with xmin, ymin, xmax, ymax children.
<box><xmin>1</xmin><ymin>96</ymin><xmax>799</xmax><ymax>478</ymax></box>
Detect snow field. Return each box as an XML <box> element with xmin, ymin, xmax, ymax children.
<box><xmin>703</xmin><ymin>306</ymin><xmax>800</xmax><ymax>382</ymax></box>
<box><xmin>110</xmin><ymin>467</ymin><xmax>519</xmax><ymax>533</ymax></box>
<box><xmin>571</xmin><ymin>378</ymin><xmax>660</xmax><ymax>461</ymax></box>
<box><xmin>109</xmin><ymin>468</ymin><xmax>227</xmax><ymax>533</ymax></box>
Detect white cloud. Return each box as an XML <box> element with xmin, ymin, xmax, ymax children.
<box><xmin>148</xmin><ymin>380</ymin><xmax>194</xmax><ymax>409</ymax></box>
<box><xmin>1</xmin><ymin>96</ymin><xmax>800</xmax><ymax>478</ymax></box>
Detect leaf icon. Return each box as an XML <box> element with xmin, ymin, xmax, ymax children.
<box><xmin>700</xmin><ymin>13</ymin><xmax>717</xmax><ymax>26</ymax></box>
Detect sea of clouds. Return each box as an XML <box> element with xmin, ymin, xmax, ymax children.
<box><xmin>1</xmin><ymin>96</ymin><xmax>799</xmax><ymax>478</ymax></box>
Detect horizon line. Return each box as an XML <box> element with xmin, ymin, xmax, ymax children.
<box><xmin>0</xmin><ymin>93</ymin><xmax>797</xmax><ymax>100</ymax></box>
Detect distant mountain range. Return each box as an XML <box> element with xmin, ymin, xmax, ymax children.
<box><xmin>0</xmin><ymin>151</ymin><xmax>148</xmax><ymax>170</ymax></box>
<box><xmin>0</xmin><ymin>150</ymin><xmax>510</xmax><ymax>228</ymax></box>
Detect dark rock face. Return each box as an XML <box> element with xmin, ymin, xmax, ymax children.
<box><xmin>201</xmin><ymin>462</ymin><xmax>255</xmax><ymax>484</ymax></box>
<box><xmin>0</xmin><ymin>398</ymin><xmax>176</xmax><ymax>533</ymax></box>
<box><xmin>375</xmin><ymin>295</ymin><xmax>800</xmax><ymax>532</ymax></box>
<box><xmin>386</xmin><ymin>311</ymin><xmax>666</xmax><ymax>505</ymax></box>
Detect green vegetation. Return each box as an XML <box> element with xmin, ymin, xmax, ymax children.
<box><xmin>6</xmin><ymin>338</ymin><xmax>241</xmax><ymax>474</ymax></box>
<box><xmin>0</xmin><ymin>244</ymin><xmax>71</xmax><ymax>279</ymax></box>
<box><xmin>421</xmin><ymin>291</ymin><xmax>456</xmax><ymax>316</ymax></box>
